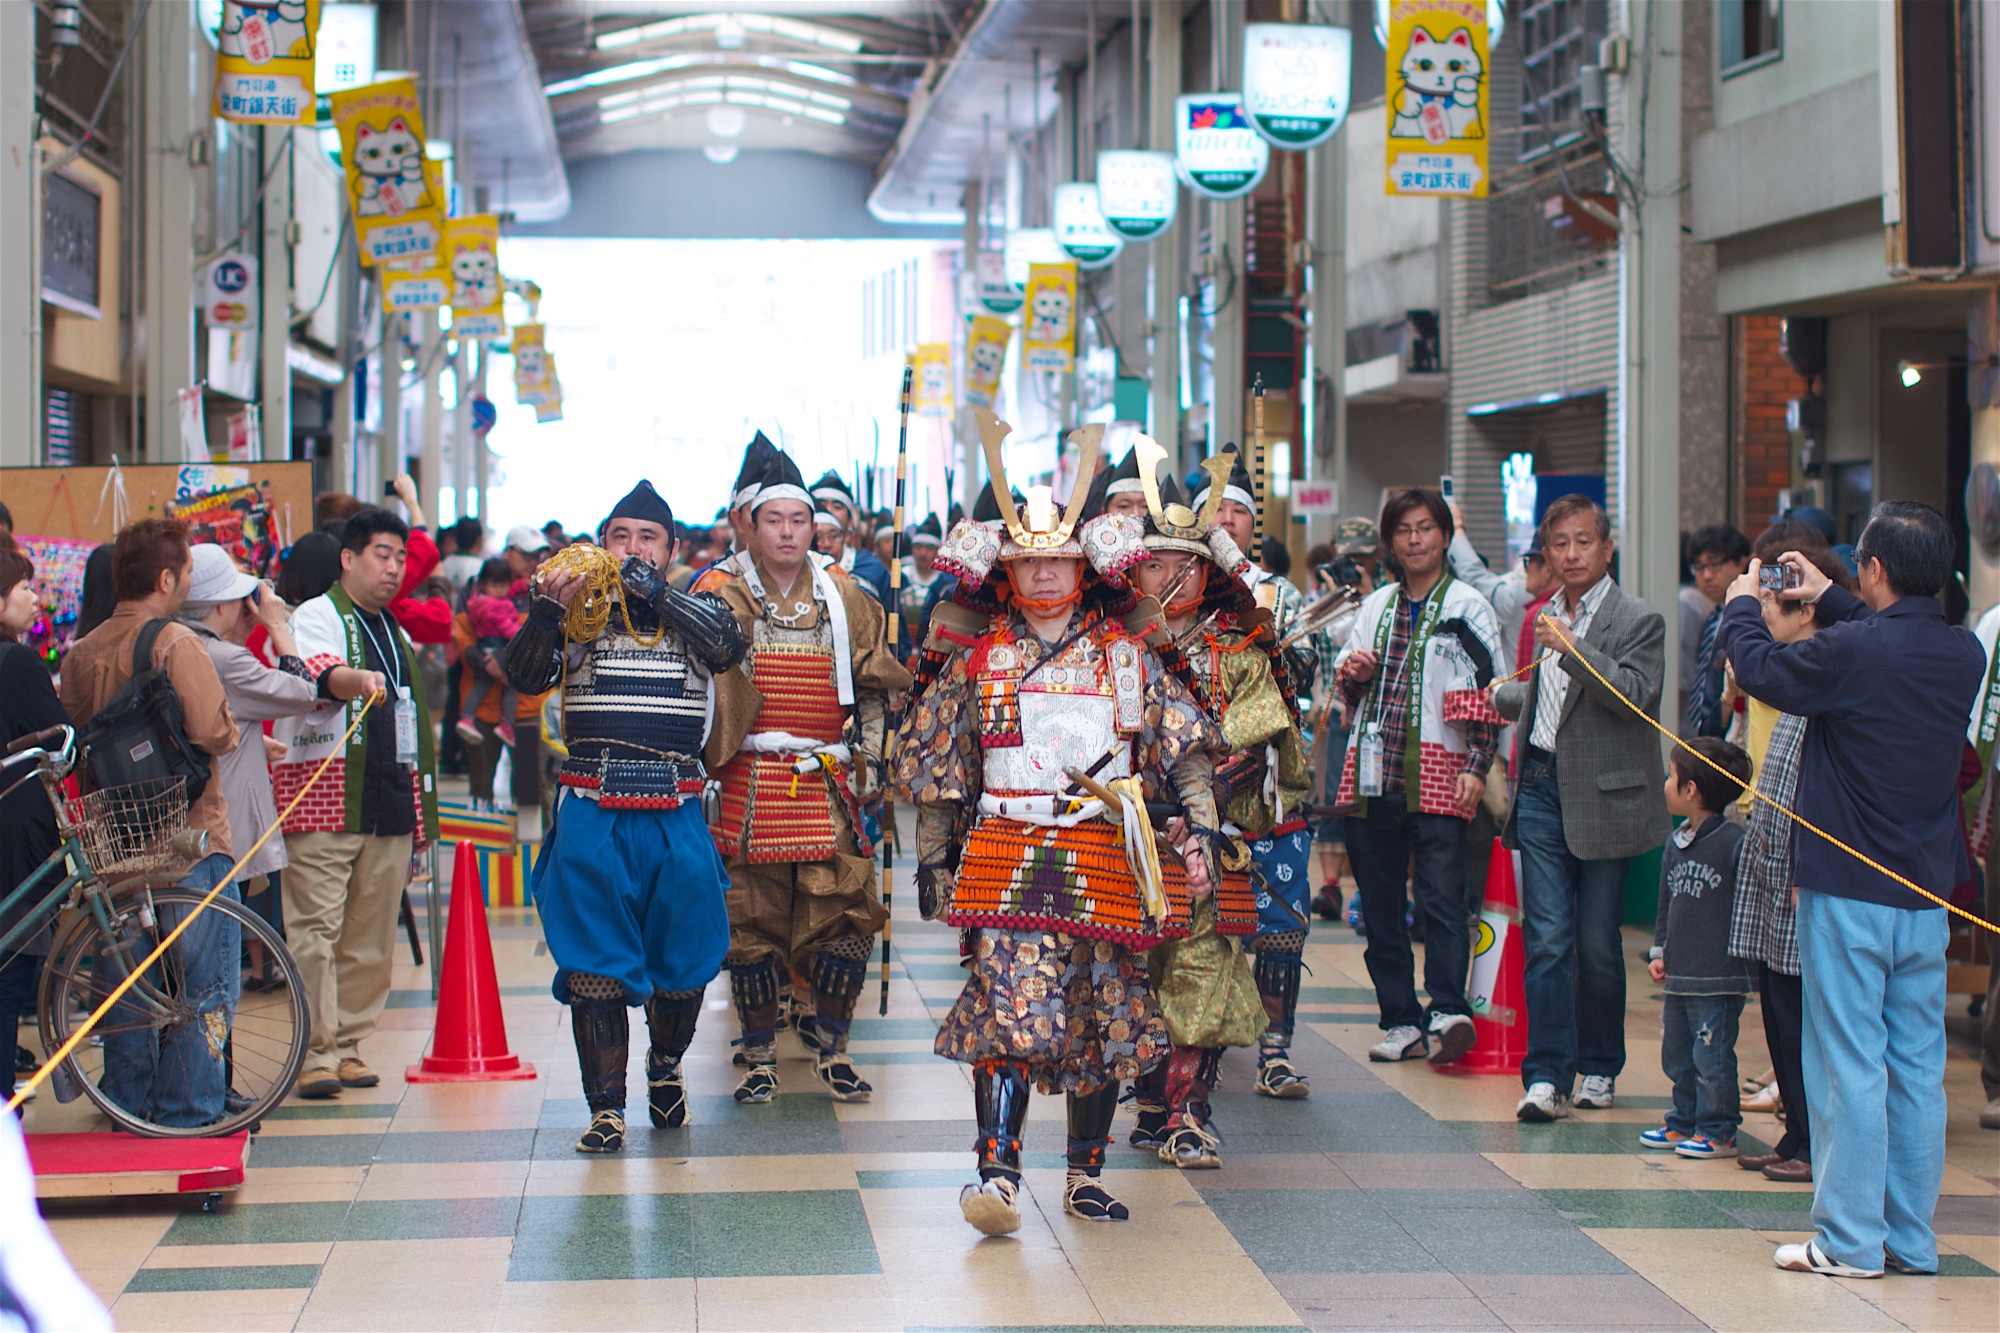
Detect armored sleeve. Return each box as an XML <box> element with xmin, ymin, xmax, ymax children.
<box><xmin>661</xmin><ymin>586</ymin><xmax>748</xmax><ymax>672</ymax></box>
<box><xmin>504</xmin><ymin>595</ymin><xmax>569</xmax><ymax>696</ymax></box>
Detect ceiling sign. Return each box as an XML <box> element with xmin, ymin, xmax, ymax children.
<box><xmin>975</xmin><ymin>251</ymin><xmax>1021</xmax><ymax>316</ymax></box>
<box><xmin>1095</xmin><ymin>151</ymin><xmax>1178</xmax><ymax>241</ymax></box>
<box><xmin>1243</xmin><ymin>22</ymin><xmax>1353</xmax><ymax>149</ymax></box>
<box><xmin>1175</xmin><ymin>93</ymin><xmax>1270</xmax><ymax>199</ymax></box>
<box><xmin>1052</xmin><ymin>183</ymin><xmax>1123</xmax><ymax>269</ymax></box>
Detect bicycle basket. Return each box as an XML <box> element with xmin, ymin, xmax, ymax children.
<box><xmin>68</xmin><ymin>777</ymin><xmax>191</xmax><ymax>877</ymax></box>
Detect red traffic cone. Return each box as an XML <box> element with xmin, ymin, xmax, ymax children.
<box><xmin>1456</xmin><ymin>836</ymin><xmax>1528</xmax><ymax>1075</ymax></box>
<box><xmin>406</xmin><ymin>839</ymin><xmax>537</xmax><ymax>1083</ymax></box>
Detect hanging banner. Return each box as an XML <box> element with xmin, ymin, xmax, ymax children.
<box><xmin>975</xmin><ymin>251</ymin><xmax>1021</xmax><ymax>316</ymax></box>
<box><xmin>329</xmin><ymin>77</ymin><xmax>443</xmax><ymax>264</ymax></box>
<box><xmin>963</xmin><ymin>314</ymin><xmax>1012</xmax><ymax>411</ymax></box>
<box><xmin>533</xmin><ymin>357</ymin><xmax>564</xmax><ymax>420</ymax></box>
<box><xmin>214</xmin><ymin>0</ymin><xmax>323</xmax><ymax>124</ymax></box>
<box><xmin>909</xmin><ymin>344</ymin><xmax>953</xmax><ymax>417</ymax></box>
<box><xmin>1052</xmin><ymin>183</ymin><xmax>1123</xmax><ymax>269</ymax></box>
<box><xmin>1384</xmin><ymin>1</ymin><xmax>1490</xmax><ymax>197</ymax></box>
<box><xmin>1021</xmin><ymin>263</ymin><xmax>1077</xmax><ymax>375</ymax></box>
<box><xmin>203</xmin><ymin>253</ymin><xmax>259</xmax><ymax>330</ymax></box>
<box><xmin>444</xmin><ymin>214</ymin><xmax>506</xmax><ymax>339</ymax></box>
<box><xmin>382</xmin><ymin>255</ymin><xmax>448</xmax><ymax>310</ymax></box>
<box><xmin>1095</xmin><ymin>151</ymin><xmax>1178</xmax><ymax>240</ymax></box>
<box><xmin>1175</xmin><ymin>93</ymin><xmax>1271</xmax><ymax>199</ymax></box>
<box><xmin>513</xmin><ymin>324</ymin><xmax>557</xmax><ymax>406</ymax></box>
<box><xmin>1002</xmin><ymin>228</ymin><xmax>1064</xmax><ymax>289</ymax></box>
<box><xmin>1243</xmin><ymin>22</ymin><xmax>1354</xmax><ymax>150</ymax></box>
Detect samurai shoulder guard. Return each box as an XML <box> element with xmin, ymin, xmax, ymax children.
<box><xmin>660</xmin><ymin>585</ymin><xmax>748</xmax><ymax>672</ymax></box>
<box><xmin>504</xmin><ymin>595</ymin><xmax>569</xmax><ymax>696</ymax></box>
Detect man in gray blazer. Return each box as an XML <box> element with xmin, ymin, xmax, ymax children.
<box><xmin>1492</xmin><ymin>495</ymin><xmax>1670</xmax><ymax>1122</ymax></box>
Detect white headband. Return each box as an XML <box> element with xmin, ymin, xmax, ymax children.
<box><xmin>1194</xmin><ymin>485</ymin><xmax>1256</xmax><ymax>511</ymax></box>
<box><xmin>810</xmin><ymin>486</ymin><xmax>852</xmax><ymax>507</ymax></box>
<box><xmin>751</xmin><ymin>483</ymin><xmax>813</xmax><ymax>512</ymax></box>
<box><xmin>1105</xmin><ymin>478</ymin><xmax>1145</xmax><ymax>496</ymax></box>
<box><xmin>812</xmin><ymin>510</ymin><xmax>842</xmax><ymax>529</ymax></box>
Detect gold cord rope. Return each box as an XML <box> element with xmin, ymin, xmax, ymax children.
<box><xmin>537</xmin><ymin>542</ymin><xmax>664</xmax><ymax>648</ymax></box>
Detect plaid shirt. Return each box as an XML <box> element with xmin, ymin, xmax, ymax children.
<box><xmin>1728</xmin><ymin>709</ymin><xmax>1803</xmax><ymax>975</ymax></box>
<box><xmin>1341</xmin><ymin>589</ymin><xmax>1499</xmax><ymax>797</ymax></box>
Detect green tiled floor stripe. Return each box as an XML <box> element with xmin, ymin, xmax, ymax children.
<box><xmin>125</xmin><ymin>1265</ymin><xmax>321</xmax><ymax>1293</ymax></box>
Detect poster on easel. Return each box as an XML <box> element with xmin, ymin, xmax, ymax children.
<box><xmin>330</xmin><ymin>77</ymin><xmax>443</xmax><ymax>264</ymax></box>
<box><xmin>214</xmin><ymin>0</ymin><xmax>323</xmax><ymax>125</ymax></box>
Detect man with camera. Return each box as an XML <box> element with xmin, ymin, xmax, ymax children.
<box><xmin>1721</xmin><ymin>501</ymin><xmax>1983</xmax><ymax>1280</ymax></box>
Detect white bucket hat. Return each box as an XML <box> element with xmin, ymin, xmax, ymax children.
<box><xmin>183</xmin><ymin>544</ymin><xmax>259</xmax><ymax>608</ymax></box>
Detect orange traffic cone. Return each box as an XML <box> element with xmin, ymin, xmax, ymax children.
<box><xmin>1456</xmin><ymin>836</ymin><xmax>1527</xmax><ymax>1075</ymax></box>
<box><xmin>406</xmin><ymin>839</ymin><xmax>537</xmax><ymax>1083</ymax></box>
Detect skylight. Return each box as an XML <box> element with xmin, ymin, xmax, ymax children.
<box><xmin>597</xmin><ymin>12</ymin><xmax>865</xmax><ymax>55</ymax></box>
<box><xmin>597</xmin><ymin>73</ymin><xmax>851</xmax><ymax>128</ymax></box>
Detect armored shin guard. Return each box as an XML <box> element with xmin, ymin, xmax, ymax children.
<box><xmin>803</xmin><ymin>937</ymin><xmax>871</xmax><ymax>1054</ymax></box>
<box><xmin>1164</xmin><ymin>1046</ymin><xmax>1221</xmax><ymax>1128</ymax></box>
<box><xmin>643</xmin><ymin>989</ymin><xmax>702</xmax><ymax>1129</ymax></box>
<box><xmin>1254</xmin><ymin>940</ymin><xmax>1305</xmax><ymax>1053</ymax></box>
<box><xmin>972</xmin><ymin>1061</ymin><xmax>1031</xmax><ymax>1183</ymax></box>
<box><xmin>568</xmin><ymin>985</ymin><xmax>630</xmax><ymax>1114</ymax></box>
<box><xmin>1066</xmin><ymin>1081</ymin><xmax>1121</xmax><ymax>1175</ymax></box>
<box><xmin>1128</xmin><ymin>1063</ymin><xmax>1169</xmax><ymax>1149</ymax></box>
<box><xmin>728</xmin><ymin>955</ymin><xmax>781</xmax><ymax>1055</ymax></box>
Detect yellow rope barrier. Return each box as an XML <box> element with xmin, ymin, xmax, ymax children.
<box><xmin>6</xmin><ymin>694</ymin><xmax>381</xmax><ymax>1112</ymax></box>
<box><xmin>1532</xmin><ymin>618</ymin><xmax>1999</xmax><ymax>936</ymax></box>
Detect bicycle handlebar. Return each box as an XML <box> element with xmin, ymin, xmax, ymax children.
<box><xmin>6</xmin><ymin>725</ymin><xmax>69</xmax><ymax>756</ymax></box>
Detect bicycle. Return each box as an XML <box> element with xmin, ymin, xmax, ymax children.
<box><xmin>0</xmin><ymin>724</ymin><xmax>310</xmax><ymax>1137</ymax></box>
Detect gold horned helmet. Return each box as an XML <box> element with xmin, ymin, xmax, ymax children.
<box><xmin>979</xmin><ymin>409</ymin><xmax>1103</xmax><ymax>559</ymax></box>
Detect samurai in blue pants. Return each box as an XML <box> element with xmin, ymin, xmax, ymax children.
<box><xmin>1249</xmin><ymin>820</ymin><xmax>1314</xmax><ymax>1097</ymax></box>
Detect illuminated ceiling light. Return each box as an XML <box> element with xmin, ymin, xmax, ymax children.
<box><xmin>706</xmin><ymin>105</ymin><xmax>747</xmax><ymax>138</ymax></box>
<box><xmin>543</xmin><ymin>56</ymin><xmax>694</xmax><ymax>97</ymax></box>
<box><xmin>597</xmin><ymin>12</ymin><xmax>863</xmax><ymax>54</ymax></box>
<box><xmin>780</xmin><ymin>60</ymin><xmax>854</xmax><ymax>87</ymax></box>
<box><xmin>1899</xmin><ymin>360</ymin><xmax>1923</xmax><ymax>388</ymax></box>
<box><xmin>705</xmin><ymin>143</ymin><xmax>740</xmax><ymax>164</ymax></box>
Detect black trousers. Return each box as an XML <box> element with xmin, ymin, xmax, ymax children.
<box><xmin>1758</xmin><ymin>962</ymin><xmax>1811</xmax><ymax>1162</ymax></box>
<box><xmin>1346</xmin><ymin>801</ymin><xmax>1472</xmax><ymax>1030</ymax></box>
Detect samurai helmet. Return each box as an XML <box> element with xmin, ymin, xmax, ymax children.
<box><xmin>978</xmin><ymin>410</ymin><xmax>1102</xmax><ymax>561</ymax></box>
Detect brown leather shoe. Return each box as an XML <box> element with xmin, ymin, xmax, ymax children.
<box><xmin>1762</xmin><ymin>1157</ymin><xmax>1812</xmax><ymax>1183</ymax></box>
<box><xmin>1738</xmin><ymin>1150</ymin><xmax>1786</xmax><ymax>1171</ymax></box>
<box><xmin>337</xmin><ymin>1057</ymin><xmax>381</xmax><ymax>1088</ymax></box>
<box><xmin>296</xmin><ymin>1066</ymin><xmax>341</xmax><ymax>1099</ymax></box>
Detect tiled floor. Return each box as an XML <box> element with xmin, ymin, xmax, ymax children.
<box><xmin>24</xmin><ymin>845</ymin><xmax>2000</xmax><ymax>1332</ymax></box>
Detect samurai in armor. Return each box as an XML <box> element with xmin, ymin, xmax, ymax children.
<box><xmin>895</xmin><ymin>514</ymin><xmax>946</xmax><ymax>659</ymax></box>
<box><xmin>896</xmin><ymin>415</ymin><xmax>1224</xmax><ymax>1235</ymax></box>
<box><xmin>695</xmin><ymin>451</ymin><xmax>912</xmax><ymax>1104</ymax></box>
<box><xmin>1198</xmin><ymin>449</ymin><xmax>1327</xmax><ymax>1098</ymax></box>
<box><xmin>504</xmin><ymin>480</ymin><xmax>749</xmax><ymax>1154</ymax></box>
<box><xmin>1121</xmin><ymin>442</ymin><xmax>1309</xmax><ymax>1169</ymax></box>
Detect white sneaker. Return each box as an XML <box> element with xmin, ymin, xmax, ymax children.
<box><xmin>1774</xmin><ymin>1238</ymin><xmax>1883</xmax><ymax>1279</ymax></box>
<box><xmin>1426</xmin><ymin>1012</ymin><xmax>1475</xmax><ymax>1066</ymax></box>
<box><xmin>1516</xmin><ymin>1081</ymin><xmax>1569</xmax><ymax>1122</ymax></box>
<box><xmin>1574</xmin><ymin>1074</ymin><xmax>1615</xmax><ymax>1109</ymax></box>
<box><xmin>1367</xmin><ymin>1025</ymin><xmax>1427</xmax><ymax>1063</ymax></box>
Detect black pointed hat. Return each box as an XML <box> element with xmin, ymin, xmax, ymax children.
<box><xmin>1192</xmin><ymin>445</ymin><xmax>1257</xmax><ymax>511</ymax></box>
<box><xmin>749</xmin><ymin>450</ymin><xmax>812</xmax><ymax>513</ymax></box>
<box><xmin>909</xmin><ymin>513</ymin><xmax>944</xmax><ymax>546</ymax></box>
<box><xmin>731</xmin><ymin>432</ymin><xmax>779</xmax><ymax>510</ymax></box>
<box><xmin>1102</xmin><ymin>447</ymin><xmax>1145</xmax><ymax>500</ymax></box>
<box><xmin>808</xmin><ymin>470</ymin><xmax>856</xmax><ymax>510</ymax></box>
<box><xmin>607</xmin><ymin>479</ymin><xmax>674</xmax><ymax>533</ymax></box>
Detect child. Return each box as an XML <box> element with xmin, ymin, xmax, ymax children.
<box><xmin>1641</xmin><ymin>736</ymin><xmax>1756</xmax><ymax>1159</ymax></box>
<box><xmin>456</xmin><ymin>558</ymin><xmax>523</xmax><ymax>748</ymax></box>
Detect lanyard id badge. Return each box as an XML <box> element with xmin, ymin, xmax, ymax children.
<box><xmin>394</xmin><ymin>686</ymin><xmax>419</xmax><ymax>767</ymax></box>
<box><xmin>1357</xmin><ymin>723</ymin><xmax>1384</xmax><ymax>797</ymax></box>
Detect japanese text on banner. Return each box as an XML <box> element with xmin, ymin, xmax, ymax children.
<box><xmin>214</xmin><ymin>0</ymin><xmax>322</xmax><ymax>125</ymax></box>
<box><xmin>330</xmin><ymin>77</ymin><xmax>443</xmax><ymax>263</ymax></box>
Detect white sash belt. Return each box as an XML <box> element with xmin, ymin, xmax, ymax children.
<box><xmin>977</xmin><ymin>792</ymin><xmax>1106</xmax><ymax>827</ymax></box>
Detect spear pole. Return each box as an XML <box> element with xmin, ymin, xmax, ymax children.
<box><xmin>880</xmin><ymin>364</ymin><xmax>913</xmax><ymax>1014</ymax></box>
<box><xmin>1252</xmin><ymin>372</ymin><xmax>1268</xmax><ymax>548</ymax></box>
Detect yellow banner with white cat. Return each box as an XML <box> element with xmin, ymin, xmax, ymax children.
<box><xmin>382</xmin><ymin>163</ymin><xmax>450</xmax><ymax>309</ymax></box>
<box><xmin>962</xmin><ymin>315</ymin><xmax>1012</xmax><ymax>411</ymax></box>
<box><xmin>330</xmin><ymin>77</ymin><xmax>443</xmax><ymax>264</ymax></box>
<box><xmin>1383</xmin><ymin>0</ymin><xmax>1489</xmax><ymax>198</ymax></box>
<box><xmin>445</xmin><ymin>215</ymin><xmax>506</xmax><ymax>339</ymax></box>
<box><xmin>909</xmin><ymin>344</ymin><xmax>953</xmax><ymax>417</ymax></box>
<box><xmin>213</xmin><ymin>0</ymin><xmax>322</xmax><ymax>124</ymax></box>
<box><xmin>513</xmin><ymin>324</ymin><xmax>558</xmax><ymax>406</ymax></box>
<box><xmin>1021</xmin><ymin>263</ymin><xmax>1077</xmax><ymax>375</ymax></box>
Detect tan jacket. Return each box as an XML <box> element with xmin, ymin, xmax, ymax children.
<box><xmin>60</xmin><ymin>604</ymin><xmax>239</xmax><ymax>858</ymax></box>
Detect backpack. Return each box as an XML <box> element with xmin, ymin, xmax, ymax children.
<box><xmin>77</xmin><ymin>619</ymin><xmax>211</xmax><ymax>802</ymax></box>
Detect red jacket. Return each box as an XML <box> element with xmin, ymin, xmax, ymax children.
<box><xmin>390</xmin><ymin>526</ymin><xmax>453</xmax><ymax>644</ymax></box>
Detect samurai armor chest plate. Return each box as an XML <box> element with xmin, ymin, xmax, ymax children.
<box><xmin>948</xmin><ymin>815</ymin><xmax>1192</xmax><ymax>950</ymax></box>
<box><xmin>714</xmin><ymin>640</ymin><xmax>849</xmax><ymax>863</ymax></box>
<box><xmin>559</xmin><ymin>633</ymin><xmax>709</xmax><ymax>809</ymax></box>
<box><xmin>980</xmin><ymin>688</ymin><xmax>1131</xmax><ymax>797</ymax></box>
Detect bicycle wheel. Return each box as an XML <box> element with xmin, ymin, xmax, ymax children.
<box><xmin>39</xmin><ymin>889</ymin><xmax>310</xmax><ymax>1138</ymax></box>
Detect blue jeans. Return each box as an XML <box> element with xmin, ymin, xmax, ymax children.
<box><xmin>100</xmin><ymin>854</ymin><xmax>241</xmax><ymax>1128</ymax></box>
<box><xmin>1797</xmin><ymin>890</ymin><xmax>1948</xmax><ymax>1272</ymax></box>
<box><xmin>1661</xmin><ymin>992</ymin><xmax>1744</xmax><ymax>1140</ymax></box>
<box><xmin>1512</xmin><ymin>753</ymin><xmax>1628</xmax><ymax>1091</ymax></box>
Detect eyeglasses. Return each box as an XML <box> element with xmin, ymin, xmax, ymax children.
<box><xmin>1393</xmin><ymin>521</ymin><xmax>1441</xmax><ymax>540</ymax></box>
<box><xmin>1689</xmin><ymin>559</ymin><xmax>1736</xmax><ymax>575</ymax></box>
